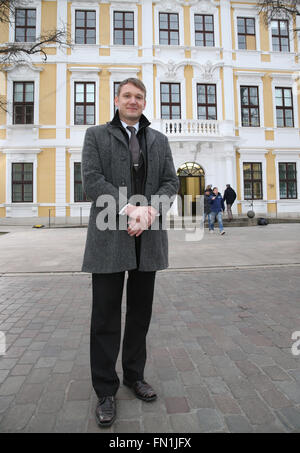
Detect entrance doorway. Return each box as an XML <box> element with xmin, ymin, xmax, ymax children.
<box><xmin>177</xmin><ymin>162</ymin><xmax>205</xmax><ymax>216</ymax></box>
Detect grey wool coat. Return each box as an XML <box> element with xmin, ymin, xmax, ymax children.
<box><xmin>81</xmin><ymin>115</ymin><xmax>179</xmax><ymax>273</ymax></box>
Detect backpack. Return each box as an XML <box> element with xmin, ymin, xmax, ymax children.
<box><xmin>257</xmin><ymin>217</ymin><xmax>268</xmax><ymax>226</ymax></box>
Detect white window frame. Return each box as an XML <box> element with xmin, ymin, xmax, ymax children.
<box><xmin>4</xmin><ymin>63</ymin><xmax>43</xmax><ymax>127</ymax></box>
<box><xmin>269</xmin><ymin>17</ymin><xmax>295</xmax><ymax>53</ymax></box>
<box><xmin>3</xmin><ymin>149</ymin><xmax>41</xmax><ymax>204</ymax></box>
<box><xmin>192</xmin><ymin>72</ymin><xmax>222</xmax><ymax>121</ymax></box>
<box><xmin>154</xmin><ymin>3</ymin><xmax>184</xmax><ymax>47</ymax></box>
<box><xmin>236</xmin><ymin>72</ymin><xmax>264</xmax><ymax>128</ymax></box>
<box><xmin>233</xmin><ymin>8</ymin><xmax>260</xmax><ymax>52</ymax></box>
<box><xmin>71</xmin><ymin>2</ymin><xmax>100</xmax><ymax>46</ymax></box>
<box><xmin>9</xmin><ymin>0</ymin><xmax>41</xmax><ymax>43</ymax></box>
<box><xmin>271</xmin><ymin>74</ymin><xmax>298</xmax><ymax>129</ymax></box>
<box><xmin>110</xmin><ymin>3</ymin><xmax>138</xmax><ymax>47</ymax></box>
<box><xmin>273</xmin><ymin>150</ymin><xmax>300</xmax><ymax>200</ymax></box>
<box><xmin>190</xmin><ymin>3</ymin><xmax>220</xmax><ymax>48</ymax></box>
<box><xmin>239</xmin><ymin>149</ymin><xmax>268</xmax><ymax>201</ymax></box>
<box><xmin>69</xmin><ymin>67</ymin><xmax>101</xmax><ymax>127</ymax></box>
<box><xmin>157</xmin><ymin>77</ymin><xmax>186</xmax><ymax>121</ymax></box>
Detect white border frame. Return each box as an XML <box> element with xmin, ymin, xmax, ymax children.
<box><xmin>71</xmin><ymin>2</ymin><xmax>100</xmax><ymax>46</ymax></box>
<box><xmin>156</xmin><ymin>67</ymin><xmax>186</xmax><ymax>120</ymax></box>
<box><xmin>192</xmin><ymin>69</ymin><xmax>223</xmax><ymax>121</ymax></box>
<box><xmin>5</xmin><ymin>63</ymin><xmax>43</xmax><ymax>127</ymax></box>
<box><xmin>236</xmin><ymin>72</ymin><xmax>264</xmax><ymax>128</ymax></box>
<box><xmin>9</xmin><ymin>0</ymin><xmax>41</xmax><ymax>43</ymax></box>
<box><xmin>232</xmin><ymin>6</ymin><xmax>260</xmax><ymax>52</ymax></box>
<box><xmin>268</xmin><ymin>16</ymin><xmax>295</xmax><ymax>54</ymax></box>
<box><xmin>238</xmin><ymin>149</ymin><xmax>268</xmax><ymax>202</ymax></box>
<box><xmin>69</xmin><ymin>67</ymin><xmax>101</xmax><ymax>127</ymax></box>
<box><xmin>271</xmin><ymin>74</ymin><xmax>298</xmax><ymax>130</ymax></box>
<box><xmin>2</xmin><ymin>148</ymin><xmax>41</xmax><ymax>204</ymax></box>
<box><xmin>190</xmin><ymin>2</ymin><xmax>220</xmax><ymax>49</ymax></box>
<box><xmin>154</xmin><ymin>2</ymin><xmax>184</xmax><ymax>47</ymax></box>
<box><xmin>272</xmin><ymin>150</ymin><xmax>300</xmax><ymax>201</ymax></box>
<box><xmin>110</xmin><ymin>3</ymin><xmax>138</xmax><ymax>47</ymax></box>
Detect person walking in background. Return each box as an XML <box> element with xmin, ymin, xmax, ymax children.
<box><xmin>223</xmin><ymin>184</ymin><xmax>236</xmax><ymax>221</ymax></box>
<box><xmin>203</xmin><ymin>188</ymin><xmax>213</xmax><ymax>232</ymax></box>
<box><xmin>209</xmin><ymin>187</ymin><xmax>226</xmax><ymax>235</ymax></box>
<box><xmin>205</xmin><ymin>184</ymin><xmax>213</xmax><ymax>196</ymax></box>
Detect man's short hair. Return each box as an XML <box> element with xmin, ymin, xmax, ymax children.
<box><xmin>117</xmin><ymin>78</ymin><xmax>147</xmax><ymax>99</ymax></box>
<box><xmin>213</xmin><ymin>187</ymin><xmax>218</xmax><ymax>190</ymax></box>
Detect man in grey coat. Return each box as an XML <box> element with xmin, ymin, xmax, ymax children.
<box><xmin>81</xmin><ymin>78</ymin><xmax>179</xmax><ymax>428</ymax></box>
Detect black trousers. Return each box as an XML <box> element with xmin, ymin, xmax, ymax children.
<box><xmin>90</xmin><ymin>269</ymin><xmax>156</xmax><ymax>398</ymax></box>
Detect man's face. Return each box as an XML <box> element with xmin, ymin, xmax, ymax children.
<box><xmin>213</xmin><ymin>188</ymin><xmax>218</xmax><ymax>195</ymax></box>
<box><xmin>115</xmin><ymin>83</ymin><xmax>146</xmax><ymax>124</ymax></box>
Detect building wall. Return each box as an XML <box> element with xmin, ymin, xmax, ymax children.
<box><xmin>0</xmin><ymin>0</ymin><xmax>299</xmax><ymax>219</ymax></box>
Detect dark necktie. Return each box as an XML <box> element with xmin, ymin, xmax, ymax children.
<box><xmin>127</xmin><ymin>126</ymin><xmax>140</xmax><ymax>170</ymax></box>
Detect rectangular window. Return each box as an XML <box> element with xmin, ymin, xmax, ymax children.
<box><xmin>12</xmin><ymin>163</ymin><xmax>33</xmax><ymax>202</ymax></box>
<box><xmin>74</xmin><ymin>82</ymin><xmax>95</xmax><ymax>125</ymax></box>
<box><xmin>15</xmin><ymin>8</ymin><xmax>36</xmax><ymax>42</ymax></box>
<box><xmin>74</xmin><ymin>163</ymin><xmax>88</xmax><ymax>202</ymax></box>
<box><xmin>159</xmin><ymin>13</ymin><xmax>179</xmax><ymax>45</ymax></box>
<box><xmin>194</xmin><ymin>14</ymin><xmax>214</xmax><ymax>47</ymax></box>
<box><xmin>160</xmin><ymin>83</ymin><xmax>181</xmax><ymax>119</ymax></box>
<box><xmin>13</xmin><ymin>82</ymin><xmax>34</xmax><ymax>124</ymax></box>
<box><xmin>271</xmin><ymin>19</ymin><xmax>290</xmax><ymax>52</ymax></box>
<box><xmin>114</xmin><ymin>11</ymin><xmax>134</xmax><ymax>45</ymax></box>
<box><xmin>197</xmin><ymin>84</ymin><xmax>217</xmax><ymax>120</ymax></box>
<box><xmin>240</xmin><ymin>86</ymin><xmax>260</xmax><ymax>127</ymax></box>
<box><xmin>279</xmin><ymin>163</ymin><xmax>297</xmax><ymax>199</ymax></box>
<box><xmin>75</xmin><ymin>10</ymin><xmax>96</xmax><ymax>44</ymax></box>
<box><xmin>275</xmin><ymin>87</ymin><xmax>294</xmax><ymax>127</ymax></box>
<box><xmin>237</xmin><ymin>17</ymin><xmax>256</xmax><ymax>50</ymax></box>
<box><xmin>243</xmin><ymin>162</ymin><xmax>263</xmax><ymax>200</ymax></box>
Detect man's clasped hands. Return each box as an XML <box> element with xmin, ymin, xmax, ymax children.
<box><xmin>124</xmin><ymin>205</ymin><xmax>158</xmax><ymax>237</ymax></box>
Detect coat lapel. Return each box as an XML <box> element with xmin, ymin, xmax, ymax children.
<box><xmin>107</xmin><ymin>124</ymin><xmax>128</xmax><ymax>149</ymax></box>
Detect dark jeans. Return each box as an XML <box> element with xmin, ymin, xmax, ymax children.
<box><xmin>90</xmin><ymin>270</ymin><xmax>156</xmax><ymax>398</ymax></box>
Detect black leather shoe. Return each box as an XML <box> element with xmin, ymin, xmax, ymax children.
<box><xmin>95</xmin><ymin>396</ymin><xmax>116</xmax><ymax>427</ymax></box>
<box><xmin>123</xmin><ymin>379</ymin><xmax>157</xmax><ymax>402</ymax></box>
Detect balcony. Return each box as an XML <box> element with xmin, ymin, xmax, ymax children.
<box><xmin>151</xmin><ymin>119</ymin><xmax>235</xmax><ymax>141</ymax></box>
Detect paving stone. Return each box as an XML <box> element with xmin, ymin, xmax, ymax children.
<box><xmin>112</xmin><ymin>420</ymin><xmax>142</xmax><ymax>433</ymax></box>
<box><xmin>0</xmin><ymin>396</ymin><xmax>14</xmax><ymax>413</ymax></box>
<box><xmin>35</xmin><ymin>357</ymin><xmax>57</xmax><ymax>368</ymax></box>
<box><xmin>276</xmin><ymin>382</ymin><xmax>300</xmax><ymax>404</ymax></box>
<box><xmin>0</xmin><ymin>403</ymin><xmax>36</xmax><ymax>432</ymax></box>
<box><xmin>53</xmin><ymin>360</ymin><xmax>74</xmax><ymax>374</ymax></box>
<box><xmin>142</xmin><ymin>414</ymin><xmax>173</xmax><ymax>433</ymax></box>
<box><xmin>66</xmin><ymin>380</ymin><xmax>91</xmax><ymax>401</ymax></box>
<box><xmin>276</xmin><ymin>407</ymin><xmax>300</xmax><ymax>430</ymax></box>
<box><xmin>0</xmin><ymin>376</ymin><xmax>26</xmax><ymax>396</ymax></box>
<box><xmin>169</xmin><ymin>413</ymin><xmax>201</xmax><ymax>433</ymax></box>
<box><xmin>260</xmin><ymin>388</ymin><xmax>292</xmax><ymax>409</ymax></box>
<box><xmin>164</xmin><ymin>397</ymin><xmax>190</xmax><ymax>414</ymax></box>
<box><xmin>213</xmin><ymin>394</ymin><xmax>241</xmax><ymax>415</ymax></box>
<box><xmin>117</xmin><ymin>399</ymin><xmax>142</xmax><ymax>419</ymax></box>
<box><xmin>225</xmin><ymin>415</ymin><xmax>254</xmax><ymax>433</ymax></box>
<box><xmin>238</xmin><ymin>396</ymin><xmax>275</xmax><ymax>425</ymax></box>
<box><xmin>0</xmin><ymin>370</ymin><xmax>9</xmax><ymax>384</ymax></box>
<box><xmin>15</xmin><ymin>383</ymin><xmax>44</xmax><ymax>404</ymax></box>
<box><xmin>197</xmin><ymin>408</ymin><xmax>225</xmax><ymax>433</ymax></box>
<box><xmin>262</xmin><ymin>365</ymin><xmax>293</xmax><ymax>382</ymax></box>
<box><xmin>186</xmin><ymin>386</ymin><xmax>215</xmax><ymax>409</ymax></box>
<box><xmin>25</xmin><ymin>368</ymin><xmax>51</xmax><ymax>384</ymax></box>
<box><xmin>10</xmin><ymin>364</ymin><xmax>33</xmax><ymax>376</ymax></box>
<box><xmin>38</xmin><ymin>390</ymin><xmax>65</xmax><ymax>413</ymax></box>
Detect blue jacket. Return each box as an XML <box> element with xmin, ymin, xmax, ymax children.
<box><xmin>209</xmin><ymin>193</ymin><xmax>225</xmax><ymax>213</ymax></box>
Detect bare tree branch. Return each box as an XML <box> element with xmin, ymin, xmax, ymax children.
<box><xmin>256</xmin><ymin>1</ymin><xmax>300</xmax><ymax>29</ymax></box>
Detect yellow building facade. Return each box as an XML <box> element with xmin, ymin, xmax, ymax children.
<box><xmin>0</xmin><ymin>0</ymin><xmax>300</xmax><ymax>221</ymax></box>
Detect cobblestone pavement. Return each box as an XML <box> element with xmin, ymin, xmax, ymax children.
<box><xmin>0</xmin><ymin>266</ymin><xmax>300</xmax><ymax>433</ymax></box>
